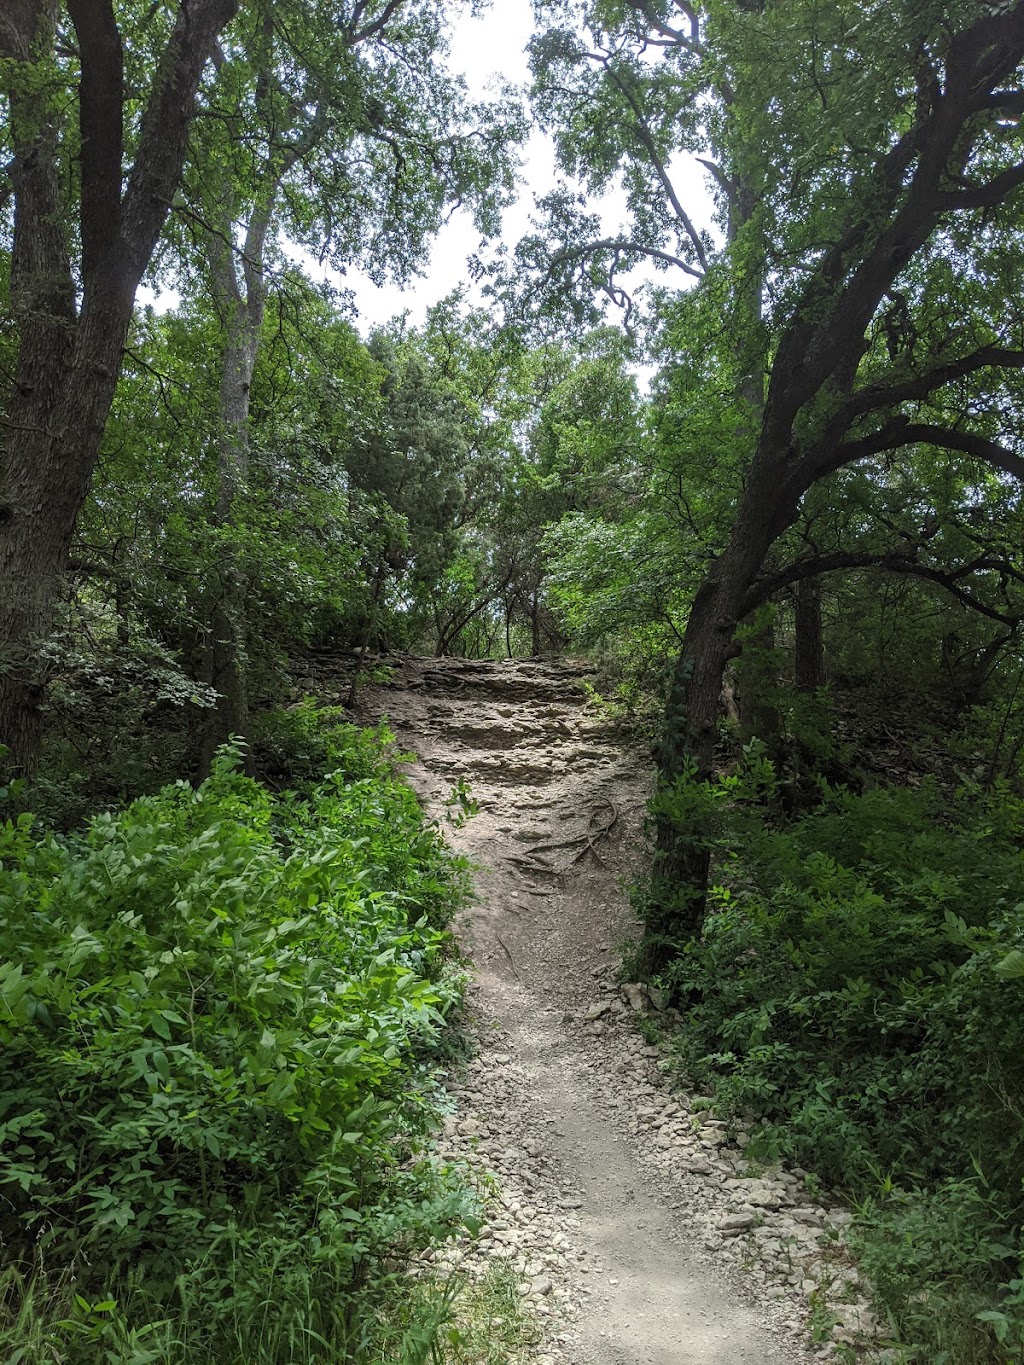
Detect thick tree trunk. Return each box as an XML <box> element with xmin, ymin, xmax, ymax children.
<box><xmin>646</xmin><ymin>583</ymin><xmax>737</xmax><ymax>966</ymax></box>
<box><xmin>0</xmin><ymin>0</ymin><xmax>238</xmax><ymax>776</ymax></box>
<box><xmin>641</xmin><ymin>155</ymin><xmax>773</xmax><ymax>969</ymax></box>
<box><xmin>648</xmin><ymin>457</ymin><xmax>798</xmax><ymax>968</ymax></box>
<box><xmin>0</xmin><ymin>291</ymin><xmax>132</xmax><ymax>773</ymax></box>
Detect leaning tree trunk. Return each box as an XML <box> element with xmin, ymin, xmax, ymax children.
<box><xmin>641</xmin><ymin>154</ymin><xmax>773</xmax><ymax>971</ymax></box>
<box><xmin>642</xmin><ymin>1</ymin><xmax>1024</xmax><ymax>971</ymax></box>
<box><xmin>647</xmin><ymin>456</ymin><xmax>798</xmax><ymax>971</ymax></box>
<box><xmin>646</xmin><ymin>583</ymin><xmax>743</xmax><ymax>968</ymax></box>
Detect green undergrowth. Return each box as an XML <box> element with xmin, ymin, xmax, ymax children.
<box><xmin>652</xmin><ymin>753</ymin><xmax>1024</xmax><ymax>1362</ymax></box>
<box><xmin>0</xmin><ymin>711</ymin><xmax>490</xmax><ymax>1363</ymax></box>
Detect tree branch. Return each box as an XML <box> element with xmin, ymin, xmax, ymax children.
<box><xmin>896</xmin><ymin>424</ymin><xmax>1024</xmax><ymax>483</ymax></box>
<box><xmin>550</xmin><ymin>236</ymin><xmax>704</xmax><ymax>279</ymax></box>
<box><xmin>842</xmin><ymin>346</ymin><xmax>1024</xmax><ymax>423</ymax></box>
<box><xmin>764</xmin><ymin>3</ymin><xmax>1024</xmax><ymax>451</ymax></box>
<box><xmin>600</xmin><ymin>59</ymin><xmax>709</xmax><ymax>273</ymax></box>
<box><xmin>623</xmin><ymin>0</ymin><xmax>701</xmax><ymax>52</ymax></box>
<box><xmin>121</xmin><ymin>0</ymin><xmax>241</xmax><ymax>282</ymax></box>
<box><xmin>745</xmin><ymin>549</ymin><xmax>1024</xmax><ymax>625</ymax></box>
<box><xmin>802</xmin><ymin>417</ymin><xmax>1024</xmax><ymax>495</ymax></box>
<box><xmin>939</xmin><ymin>161</ymin><xmax>1024</xmax><ymax>209</ymax></box>
<box><xmin>348</xmin><ymin>0</ymin><xmax>404</xmax><ymax>45</ymax></box>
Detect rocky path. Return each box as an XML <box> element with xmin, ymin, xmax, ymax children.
<box><xmin>303</xmin><ymin>654</ymin><xmax>882</xmax><ymax>1364</ymax></box>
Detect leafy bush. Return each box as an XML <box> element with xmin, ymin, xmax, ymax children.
<box><xmin>655</xmin><ymin>771</ymin><xmax>1024</xmax><ymax>1360</ymax></box>
<box><xmin>0</xmin><ymin>734</ymin><xmax>471</xmax><ymax>1362</ymax></box>
<box><xmin>251</xmin><ymin>698</ymin><xmax>402</xmax><ymax>793</ymax></box>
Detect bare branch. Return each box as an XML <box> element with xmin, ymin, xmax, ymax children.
<box><xmin>551</xmin><ymin>236</ymin><xmax>704</xmax><ymax>279</ymax></box>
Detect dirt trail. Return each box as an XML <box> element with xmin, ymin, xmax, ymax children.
<box><xmin>303</xmin><ymin>655</ymin><xmax>864</xmax><ymax>1363</ymax></box>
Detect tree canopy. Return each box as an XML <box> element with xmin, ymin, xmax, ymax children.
<box><xmin>4</xmin><ymin>2</ymin><xmax>1024</xmax><ymax>1359</ymax></box>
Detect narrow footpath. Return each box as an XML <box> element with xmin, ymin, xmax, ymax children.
<box><xmin>298</xmin><ymin>654</ymin><xmax>881</xmax><ymax>1364</ymax></box>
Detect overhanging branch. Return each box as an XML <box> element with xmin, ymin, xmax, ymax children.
<box><xmin>842</xmin><ymin>347</ymin><xmax>1024</xmax><ymax>424</ymax></box>
<box><xmin>744</xmin><ymin>550</ymin><xmax>1023</xmax><ymax>625</ymax></box>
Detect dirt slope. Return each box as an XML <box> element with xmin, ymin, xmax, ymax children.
<box><xmin>297</xmin><ymin>654</ymin><xmax>870</xmax><ymax>1364</ymax></box>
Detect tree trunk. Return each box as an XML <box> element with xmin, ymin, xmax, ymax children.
<box><xmin>649</xmin><ymin>456</ymin><xmax>799</xmax><ymax>967</ymax></box>
<box><xmin>1</xmin><ymin>292</ymin><xmax>132</xmax><ymax>774</ymax></box>
<box><xmin>794</xmin><ymin>577</ymin><xmax>825</xmax><ymax>692</ymax></box>
<box><xmin>641</xmin><ymin>1</ymin><xmax>1024</xmax><ymax>969</ymax></box>
<box><xmin>196</xmin><ymin>163</ymin><xmax>278</xmax><ymax>778</ymax></box>
<box><xmin>0</xmin><ymin>0</ymin><xmax>238</xmax><ymax>776</ymax></box>
<box><xmin>641</xmin><ymin>156</ymin><xmax>772</xmax><ymax>969</ymax></box>
<box><xmin>197</xmin><ymin>309</ymin><xmax>260</xmax><ymax>778</ymax></box>
<box><xmin>646</xmin><ymin>584</ymin><xmax>736</xmax><ymax>961</ymax></box>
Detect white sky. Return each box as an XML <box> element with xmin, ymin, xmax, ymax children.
<box><xmin>342</xmin><ymin>0</ymin><xmax>715</xmax><ymax>333</ymax></box>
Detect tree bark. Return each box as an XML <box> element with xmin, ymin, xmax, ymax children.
<box><xmin>794</xmin><ymin>577</ymin><xmax>825</xmax><ymax>692</ymax></box>
<box><xmin>0</xmin><ymin>0</ymin><xmax>239</xmax><ymax>775</ymax></box>
<box><xmin>648</xmin><ymin>453</ymin><xmax>805</xmax><ymax>966</ymax></box>
<box><xmin>197</xmin><ymin>316</ymin><xmax>260</xmax><ymax>777</ymax></box>
<box><xmin>197</xmin><ymin>196</ymin><xmax>271</xmax><ymax>778</ymax></box>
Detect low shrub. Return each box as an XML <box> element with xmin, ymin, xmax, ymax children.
<box><xmin>654</xmin><ymin>768</ymin><xmax>1024</xmax><ymax>1361</ymax></box>
<box><xmin>0</xmin><ymin>732</ymin><xmax>471</xmax><ymax>1363</ymax></box>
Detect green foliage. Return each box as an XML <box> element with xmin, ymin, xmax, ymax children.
<box><xmin>251</xmin><ymin>698</ymin><xmax>409</xmax><ymax>793</ymax></box>
<box><xmin>655</xmin><ymin>770</ymin><xmax>1024</xmax><ymax>1358</ymax></box>
<box><xmin>0</xmin><ymin>731</ymin><xmax>471</xmax><ymax>1362</ymax></box>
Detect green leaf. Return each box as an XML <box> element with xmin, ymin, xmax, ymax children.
<box><xmin>994</xmin><ymin>949</ymin><xmax>1024</xmax><ymax>981</ymax></box>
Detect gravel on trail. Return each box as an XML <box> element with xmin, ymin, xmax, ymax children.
<box><xmin>299</xmin><ymin>653</ymin><xmax>888</xmax><ymax>1365</ymax></box>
